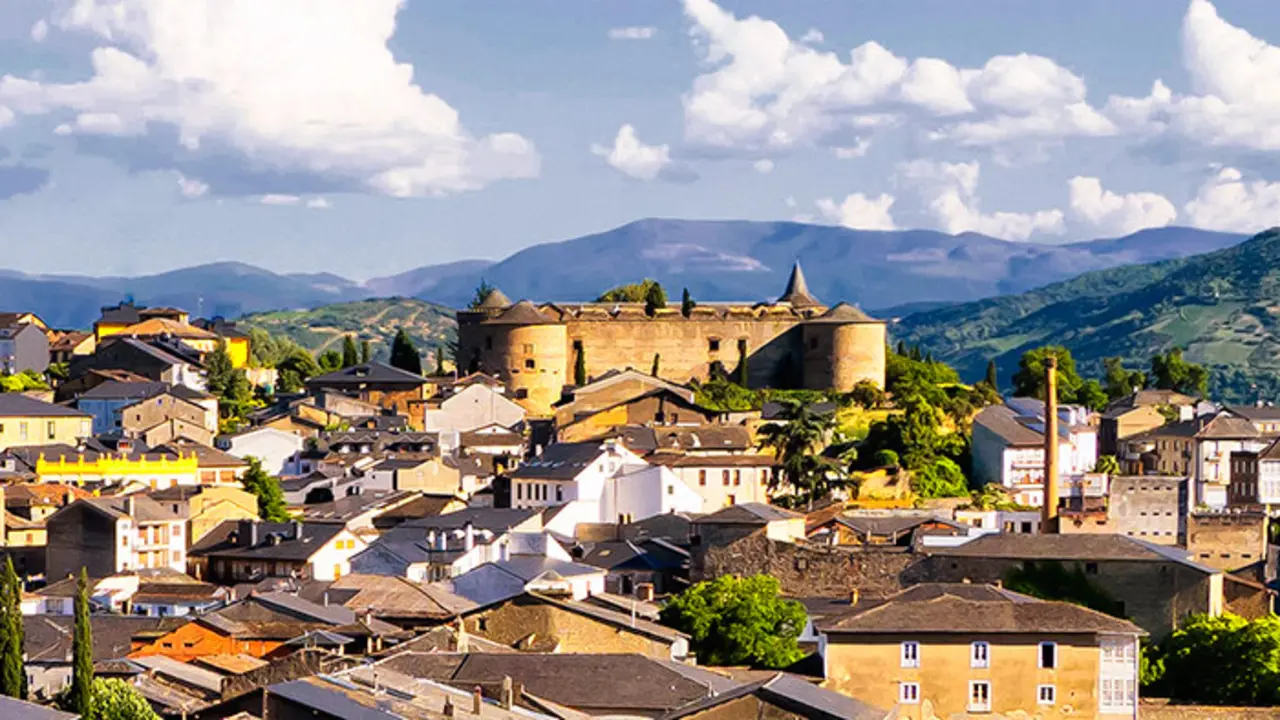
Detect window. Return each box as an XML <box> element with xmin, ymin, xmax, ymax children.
<box><xmin>699</xmin><ymin>470</ymin><xmax>707</xmax><ymax>486</ymax></box>
<box><xmin>971</xmin><ymin>641</ymin><xmax>989</xmax><ymax>668</ymax></box>
<box><xmin>900</xmin><ymin>641</ymin><xmax>919</xmax><ymax>668</ymax></box>
<box><xmin>809</xmin><ymin>337</ymin><xmax>819</xmax><ymax>350</ymax></box>
<box><xmin>667</xmin><ymin>485</ymin><xmax>674</xmax><ymax>495</ymax></box>
<box><xmin>1037</xmin><ymin>685</ymin><xmax>1055</xmax><ymax>705</ymax></box>
<box><xmin>572</xmin><ymin>339</ymin><xmax>583</xmax><ymax>351</ymax></box>
<box><xmin>1100</xmin><ymin>677</ymin><xmax>1136</xmax><ymax>713</ymax></box>
<box><xmin>47</xmin><ymin>421</ymin><xmax>56</xmax><ymax>440</ymax></box>
<box><xmin>1039</xmin><ymin>642</ymin><xmax>1057</xmax><ymax>669</ymax></box>
<box><xmin>1084</xmin><ymin>562</ymin><xmax>1098</xmax><ymax>575</ymax></box>
<box><xmin>898</xmin><ymin>683</ymin><xmax>919</xmax><ymax>704</ymax></box>
<box><xmin>19</xmin><ymin>422</ymin><xmax>27</xmax><ymax>441</ymax></box>
<box><xmin>516</xmin><ymin>484</ymin><xmax>523</xmax><ymax>500</ymax></box>
<box><xmin>555</xmin><ymin>486</ymin><xmax>563</xmax><ymax>502</ymax></box>
<box><xmin>726</xmin><ymin>494</ymin><xmax>736</xmax><ymax>505</ymax></box>
<box><xmin>722</xmin><ymin>470</ymin><xmax>730</xmax><ymax>486</ymax></box>
<box><xmin>485</xmin><ymin>336</ymin><xmax>493</xmax><ymax>350</ymax></box>
<box><xmin>708</xmin><ymin>339</ymin><xmax>720</xmax><ymax>352</ymax></box>
<box><xmin>524</xmin><ymin>358</ymin><xmax>536</xmax><ymax>370</ymax></box>
<box><xmin>968</xmin><ymin>681</ymin><xmax>991</xmax><ymax>713</ymax></box>
<box><xmin>733</xmin><ymin>470</ymin><xmax>741</xmax><ymax>486</ymax></box>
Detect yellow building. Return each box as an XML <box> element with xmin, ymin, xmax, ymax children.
<box><xmin>820</xmin><ymin>583</ymin><xmax>1144</xmax><ymax>719</ymax></box>
<box><xmin>30</xmin><ymin>449</ymin><xmax>200</xmax><ymax>490</ymax></box>
<box><xmin>0</xmin><ymin>395</ymin><xmax>93</xmax><ymax>450</ymax></box>
<box><xmin>94</xmin><ymin>303</ymin><xmax>252</xmax><ymax>368</ymax></box>
<box><xmin>149</xmin><ymin>484</ymin><xmax>259</xmax><ymax>546</ymax></box>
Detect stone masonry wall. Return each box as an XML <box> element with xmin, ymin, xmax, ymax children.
<box><xmin>698</xmin><ymin>532</ymin><xmax>918</xmax><ymax>598</ymax></box>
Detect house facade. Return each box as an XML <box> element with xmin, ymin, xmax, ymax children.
<box><xmin>0</xmin><ymin>321</ymin><xmax>49</xmax><ymax>374</ymax></box>
<box><xmin>0</xmin><ymin>396</ymin><xmax>92</xmax><ymax>451</ymax></box>
<box><xmin>971</xmin><ymin>398</ymin><xmax>1097</xmax><ymax>506</ymax></box>
<box><xmin>46</xmin><ymin>496</ymin><xmax>186</xmax><ymax>578</ymax></box>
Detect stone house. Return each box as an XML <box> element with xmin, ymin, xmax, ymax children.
<box><xmin>46</xmin><ymin>495</ymin><xmax>187</xmax><ymax>578</ymax></box>
<box><xmin>0</xmin><ymin>395</ymin><xmax>92</xmax><ymax>451</ymax></box>
<box><xmin>1059</xmin><ymin>476</ymin><xmax>1188</xmax><ymax>545</ymax></box>
<box><xmin>1122</xmin><ymin>411</ymin><xmax>1268</xmax><ymax>508</ymax></box>
<box><xmin>305</xmin><ymin>362</ymin><xmax>428</xmax><ymax>428</ymax></box>
<box><xmin>1185</xmin><ymin>510</ymin><xmax>1269</xmax><ymax>574</ymax></box>
<box><xmin>422</xmin><ymin>382</ymin><xmax>526</xmax><ymax>438</ymax></box>
<box><xmin>1099</xmin><ymin>390</ymin><xmax>1196</xmax><ymax>457</ymax></box>
<box><xmin>188</xmin><ymin>519</ymin><xmax>366</xmax><ymax>583</ymax></box>
<box><xmin>147</xmin><ymin>484</ymin><xmax>260</xmax><ymax>547</ymax></box>
<box><xmin>0</xmin><ymin>318</ymin><xmax>49</xmax><ymax>374</ymax></box>
<box><xmin>819</xmin><ymin>583</ymin><xmax>1144</xmax><ymax>718</ymax></box>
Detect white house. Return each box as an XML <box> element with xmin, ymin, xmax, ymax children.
<box><xmin>216</xmin><ymin>426</ymin><xmax>304</xmax><ymax>476</ymax></box>
<box><xmin>971</xmin><ymin>398</ymin><xmax>1098</xmax><ymax>507</ymax></box>
<box><xmin>648</xmin><ymin>454</ymin><xmax>778</xmax><ymax>511</ymax></box>
<box><xmin>351</xmin><ymin>523</ymin><xmax>568</xmax><ymax>582</ymax></box>
<box><xmin>430</xmin><ymin>557</ymin><xmax>607</xmax><ymax>603</ymax></box>
<box><xmin>422</xmin><ymin>383</ymin><xmax>526</xmax><ymax>439</ymax></box>
<box><xmin>45</xmin><ymin>496</ymin><xmax>187</xmax><ymax>579</ymax></box>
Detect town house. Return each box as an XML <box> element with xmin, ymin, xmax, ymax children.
<box><xmin>46</xmin><ymin>495</ymin><xmax>186</xmax><ymax>578</ymax></box>
<box><xmin>189</xmin><ymin>519</ymin><xmax>366</xmax><ymax>583</ymax></box>
<box><xmin>971</xmin><ymin>398</ymin><xmax>1098</xmax><ymax>507</ymax></box>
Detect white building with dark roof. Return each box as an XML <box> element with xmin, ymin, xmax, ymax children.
<box><xmin>971</xmin><ymin>398</ymin><xmax>1098</xmax><ymax>506</ymax></box>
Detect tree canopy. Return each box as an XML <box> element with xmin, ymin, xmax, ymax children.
<box><xmin>598</xmin><ymin>279</ymin><xmax>665</xmax><ymax>304</ymax></box>
<box><xmin>470</xmin><ymin>279</ymin><xmax>496</xmax><ymax>309</ymax></box>
<box><xmin>1103</xmin><ymin>356</ymin><xmax>1146</xmax><ymax>401</ymax></box>
<box><xmin>0</xmin><ymin>556</ymin><xmax>24</xmax><ymax>699</ymax></box>
<box><xmin>1143</xmin><ymin>613</ymin><xmax>1280</xmax><ymax>705</ymax></box>
<box><xmin>1150</xmin><ymin>347</ymin><xmax>1208</xmax><ymax>397</ymax></box>
<box><xmin>341</xmin><ymin>335</ymin><xmax>360</xmax><ymax>368</ymax></box>
<box><xmin>0</xmin><ymin>370</ymin><xmax>48</xmax><ymax>393</ymax></box>
<box><xmin>87</xmin><ymin>679</ymin><xmax>161</xmax><ymax>720</ymax></box>
<box><xmin>757</xmin><ymin>397</ymin><xmax>842</xmax><ymax>507</ymax></box>
<box><xmin>69</xmin><ymin>569</ymin><xmax>93</xmax><ymax>718</ymax></box>
<box><xmin>389</xmin><ymin>328</ymin><xmax>423</xmax><ymax>375</ymax></box>
<box><xmin>660</xmin><ymin>574</ymin><xmax>807</xmax><ymax>668</ymax></box>
<box><xmin>240</xmin><ymin>457</ymin><xmax>289</xmax><ymax>522</ymax></box>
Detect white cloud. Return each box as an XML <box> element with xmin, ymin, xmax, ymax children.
<box><xmin>30</xmin><ymin>20</ymin><xmax>49</xmax><ymax>42</ymax></box>
<box><xmin>0</xmin><ymin>0</ymin><xmax>539</xmax><ymax>197</ymax></box>
<box><xmin>679</xmin><ymin>0</ymin><xmax>1113</xmax><ymax>154</ymax></box>
<box><xmin>898</xmin><ymin>159</ymin><xmax>1064</xmax><ymax>240</ymax></box>
<box><xmin>608</xmin><ymin>26</ymin><xmax>657</xmax><ymax>41</ymax></box>
<box><xmin>175</xmin><ymin>173</ymin><xmax>209</xmax><ymax>199</ymax></box>
<box><xmin>591</xmin><ymin>124</ymin><xmax>672</xmax><ymax>181</ymax></box>
<box><xmin>783</xmin><ymin>195</ymin><xmax>797</xmax><ymax>208</ymax></box>
<box><xmin>306</xmin><ymin>197</ymin><xmax>332</xmax><ymax>209</ymax></box>
<box><xmin>1067</xmin><ymin>176</ymin><xmax>1177</xmax><ymax>236</ymax></box>
<box><xmin>800</xmin><ymin>29</ymin><xmax>824</xmax><ymax>45</ymax></box>
<box><xmin>816</xmin><ymin>193</ymin><xmax>897</xmax><ymax>230</ymax></box>
<box><xmin>1183</xmin><ymin>167</ymin><xmax>1280</xmax><ymax>232</ymax></box>
<box><xmin>752</xmin><ymin>159</ymin><xmax>774</xmax><ymax>174</ymax></box>
<box><xmin>259</xmin><ymin>194</ymin><xmax>301</xmax><ymax>206</ymax></box>
<box><xmin>0</xmin><ymin>107</ymin><xmax>14</xmax><ymax>129</ymax></box>
<box><xmin>1105</xmin><ymin>0</ymin><xmax>1280</xmax><ymax>154</ymax></box>
<box><xmin>832</xmin><ymin>140</ymin><xmax>871</xmax><ymax>159</ymax></box>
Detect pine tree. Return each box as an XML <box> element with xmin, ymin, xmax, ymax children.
<box><xmin>574</xmin><ymin>346</ymin><xmax>587</xmax><ymax>386</ymax></box>
<box><xmin>681</xmin><ymin>288</ymin><xmax>694</xmax><ymax>318</ymax></box>
<box><xmin>204</xmin><ymin>341</ymin><xmax>235</xmax><ymax>397</ymax></box>
<box><xmin>434</xmin><ymin>347</ymin><xmax>445</xmax><ymax>375</ymax></box>
<box><xmin>341</xmin><ymin>336</ymin><xmax>360</xmax><ymax>368</ymax></box>
<box><xmin>70</xmin><ymin>569</ymin><xmax>93</xmax><ymax>718</ymax></box>
<box><xmin>240</xmin><ymin>457</ymin><xmax>289</xmax><ymax>522</ymax></box>
<box><xmin>651</xmin><ymin>353</ymin><xmax>661</xmax><ymax>377</ymax></box>
<box><xmin>0</xmin><ymin>556</ymin><xmax>23</xmax><ymax>698</ymax></box>
<box><xmin>735</xmin><ymin>339</ymin><xmax>749</xmax><ymax>386</ymax></box>
<box><xmin>896</xmin><ymin>340</ymin><xmax>907</xmax><ymax>356</ymax></box>
<box><xmin>360</xmin><ymin>339</ymin><xmax>371</xmax><ymax>365</ymax></box>
<box><xmin>389</xmin><ymin>329</ymin><xmax>422</xmax><ymax>375</ymax></box>
<box><xmin>985</xmin><ymin>359</ymin><xmax>998</xmax><ymax>389</ymax></box>
<box><xmin>644</xmin><ymin>282</ymin><xmax>667</xmax><ymax>317</ymax></box>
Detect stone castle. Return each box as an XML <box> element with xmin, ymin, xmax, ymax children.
<box><xmin>455</xmin><ymin>263</ymin><xmax>887</xmax><ymax>415</ymax></box>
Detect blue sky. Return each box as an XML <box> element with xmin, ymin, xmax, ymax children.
<box><xmin>0</xmin><ymin>0</ymin><xmax>1279</xmax><ymax>279</ymax></box>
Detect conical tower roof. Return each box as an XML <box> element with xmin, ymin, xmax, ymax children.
<box><xmin>477</xmin><ymin>287</ymin><xmax>512</xmax><ymax>309</ymax></box>
<box><xmin>777</xmin><ymin>261</ymin><xmax>822</xmax><ymax>307</ymax></box>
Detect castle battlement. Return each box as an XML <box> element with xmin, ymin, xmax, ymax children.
<box><xmin>455</xmin><ymin>262</ymin><xmax>886</xmax><ymax>416</ymax></box>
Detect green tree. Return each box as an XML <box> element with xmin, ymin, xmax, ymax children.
<box><xmin>434</xmin><ymin>347</ymin><xmax>445</xmax><ymax>375</ymax></box>
<box><xmin>597</xmin><ymin>279</ymin><xmax>664</xmax><ymax>303</ymax></box>
<box><xmin>651</xmin><ymin>353</ymin><xmax>661</xmax><ymax>377</ymax></box>
<box><xmin>910</xmin><ymin>456</ymin><xmax>969</xmax><ymax>498</ymax></box>
<box><xmin>88</xmin><ymin>678</ymin><xmax>161</xmax><ymax>720</ymax></box>
<box><xmin>1094</xmin><ymin>455</ymin><xmax>1120</xmax><ymax>475</ymax></box>
<box><xmin>644</xmin><ymin>282</ymin><xmax>668</xmax><ymax>316</ymax></box>
<box><xmin>681</xmin><ymin>288</ymin><xmax>695</xmax><ymax>318</ymax></box>
<box><xmin>0</xmin><ymin>556</ymin><xmax>23</xmax><ymax>699</ymax></box>
<box><xmin>873</xmin><ymin>449</ymin><xmax>899</xmax><ymax>468</ymax></box>
<box><xmin>1076</xmin><ymin>378</ymin><xmax>1109</xmax><ymax>412</ymax></box>
<box><xmin>1150</xmin><ymin>348</ymin><xmax>1209</xmax><ymax>397</ymax></box>
<box><xmin>573</xmin><ymin>346</ymin><xmax>587</xmax><ymax>386</ymax></box>
<box><xmin>0</xmin><ymin>370</ymin><xmax>50</xmax><ymax>393</ymax></box>
<box><xmin>341</xmin><ymin>335</ymin><xmax>360</xmax><ymax>368</ymax></box>
<box><xmin>389</xmin><ymin>329</ymin><xmax>422</xmax><ymax>375</ymax></box>
<box><xmin>47</xmin><ymin>362</ymin><xmax>70</xmax><ymax>383</ymax></box>
<box><xmin>735</xmin><ymin>339</ymin><xmax>749</xmax><ymax>386</ymax></box>
<box><xmin>984</xmin><ymin>359</ymin><xmax>998</xmax><ymax>389</ymax></box>
<box><xmin>757</xmin><ymin>397</ymin><xmax>839</xmax><ymax>507</ymax></box>
<box><xmin>1011</xmin><ymin>346</ymin><xmax>1084</xmax><ymax>403</ymax></box>
<box><xmin>317</xmin><ymin>350</ymin><xmax>343</xmax><ymax>373</ymax></box>
<box><xmin>70</xmin><ymin>568</ymin><xmax>93</xmax><ymax>719</ymax></box>
<box><xmin>360</xmin><ymin>339</ymin><xmax>372</xmax><ymax>365</ymax></box>
<box><xmin>1103</xmin><ymin>356</ymin><xmax>1145</xmax><ymax>401</ymax></box>
<box><xmin>240</xmin><ymin>457</ymin><xmax>289</xmax><ymax>522</ymax></box>
<box><xmin>470</xmin><ymin>279</ymin><xmax>496</xmax><ymax>309</ymax></box>
<box><xmin>276</xmin><ymin>348</ymin><xmax>321</xmax><ymax>393</ymax></box>
<box><xmin>204</xmin><ymin>341</ymin><xmax>236</xmax><ymax>397</ymax></box>
<box><xmin>1143</xmin><ymin>613</ymin><xmax>1280</xmax><ymax>705</ymax></box>
<box><xmin>849</xmin><ymin>380</ymin><xmax>885</xmax><ymax>409</ymax></box>
<box><xmin>660</xmin><ymin>575</ymin><xmax>807</xmax><ymax>668</ymax></box>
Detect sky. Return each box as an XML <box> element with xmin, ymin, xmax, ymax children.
<box><xmin>1</xmin><ymin>0</ymin><xmax>1280</xmax><ymax>279</ymax></box>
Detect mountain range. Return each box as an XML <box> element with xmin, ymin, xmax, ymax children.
<box><xmin>0</xmin><ymin>219</ymin><xmax>1245</xmax><ymax>328</ymax></box>
<box><xmin>893</xmin><ymin>228</ymin><xmax>1280</xmax><ymax>403</ymax></box>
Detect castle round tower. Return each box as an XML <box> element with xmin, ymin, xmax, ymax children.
<box><xmin>463</xmin><ymin>298</ymin><xmax>567</xmax><ymax>416</ymax></box>
<box><xmin>801</xmin><ymin>302</ymin><xmax>887</xmax><ymax>392</ymax></box>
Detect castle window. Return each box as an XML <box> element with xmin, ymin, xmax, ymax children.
<box><xmin>572</xmin><ymin>339</ymin><xmax>583</xmax><ymax>351</ymax></box>
<box><xmin>485</xmin><ymin>336</ymin><xmax>493</xmax><ymax>350</ymax></box>
<box><xmin>525</xmin><ymin>359</ymin><xmax>536</xmax><ymax>370</ymax></box>
<box><xmin>708</xmin><ymin>339</ymin><xmax>720</xmax><ymax>352</ymax></box>
<box><xmin>809</xmin><ymin>337</ymin><xmax>819</xmax><ymax>350</ymax></box>
<box><xmin>515</xmin><ymin>389</ymin><xmax>528</xmax><ymax>399</ymax></box>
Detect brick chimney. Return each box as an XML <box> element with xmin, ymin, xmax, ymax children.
<box><xmin>471</xmin><ymin>686</ymin><xmax>483</xmax><ymax>715</ymax></box>
<box><xmin>125</xmin><ymin>496</ymin><xmax>135</xmax><ymax>519</ymax></box>
<box><xmin>1042</xmin><ymin>356</ymin><xmax>1060</xmax><ymax>533</ymax></box>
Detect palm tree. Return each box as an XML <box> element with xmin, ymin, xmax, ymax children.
<box><xmin>757</xmin><ymin>397</ymin><xmax>839</xmax><ymax>509</ymax></box>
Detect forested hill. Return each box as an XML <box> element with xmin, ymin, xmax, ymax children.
<box><xmin>893</xmin><ymin>228</ymin><xmax>1280</xmax><ymax>402</ymax></box>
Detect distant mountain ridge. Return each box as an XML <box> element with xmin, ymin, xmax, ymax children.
<box><xmin>0</xmin><ymin>220</ymin><xmax>1245</xmax><ymax>328</ymax></box>
<box><xmin>893</xmin><ymin>227</ymin><xmax>1280</xmax><ymax>402</ymax></box>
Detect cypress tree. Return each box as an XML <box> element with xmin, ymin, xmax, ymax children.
<box><xmin>985</xmin><ymin>359</ymin><xmax>998</xmax><ymax>389</ymax></box>
<box><xmin>389</xmin><ymin>329</ymin><xmax>422</xmax><ymax>375</ymax></box>
<box><xmin>341</xmin><ymin>335</ymin><xmax>360</xmax><ymax>368</ymax></box>
<box><xmin>644</xmin><ymin>282</ymin><xmax>667</xmax><ymax>317</ymax></box>
<box><xmin>434</xmin><ymin>347</ymin><xmax>445</xmax><ymax>375</ymax></box>
<box><xmin>70</xmin><ymin>568</ymin><xmax>93</xmax><ymax>718</ymax></box>
<box><xmin>651</xmin><ymin>353</ymin><xmax>661</xmax><ymax>378</ymax></box>
<box><xmin>895</xmin><ymin>340</ymin><xmax>907</xmax><ymax>356</ymax></box>
<box><xmin>681</xmin><ymin>288</ymin><xmax>694</xmax><ymax>318</ymax></box>
<box><xmin>359</xmin><ymin>339</ymin><xmax>371</xmax><ymax>365</ymax></box>
<box><xmin>0</xmin><ymin>556</ymin><xmax>23</xmax><ymax>698</ymax></box>
<box><xmin>735</xmin><ymin>339</ymin><xmax>749</xmax><ymax>386</ymax></box>
<box><xmin>574</xmin><ymin>347</ymin><xmax>587</xmax><ymax>386</ymax></box>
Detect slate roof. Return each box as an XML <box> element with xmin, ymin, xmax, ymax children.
<box><xmin>1197</xmin><ymin>413</ymin><xmax>1262</xmax><ymax>439</ymax></box>
<box><xmin>402</xmin><ymin>507</ymin><xmax>540</xmax><ymax>534</ymax></box>
<box><xmin>190</xmin><ymin>520</ymin><xmax>344</xmax><ymax>561</ymax></box>
<box><xmin>154</xmin><ymin>441</ymin><xmax>247</xmax><ymax>468</ymax></box>
<box><xmin>660</xmin><ymin>672</ymin><xmax>886</xmax><ymax>720</ymax></box>
<box><xmin>653</xmin><ymin>425</ymin><xmax>752</xmax><ymax>452</ymax></box>
<box><xmin>0</xmin><ymin>394</ymin><xmax>89</xmax><ymax>418</ymax></box>
<box><xmin>973</xmin><ymin>404</ymin><xmax>1047</xmax><ymax>446</ymax></box>
<box><xmin>776</xmin><ymin>261</ymin><xmax>822</xmax><ymax>308</ymax></box>
<box><xmin>828</xmin><ymin>513</ymin><xmax>963</xmax><ymax>538</ymax></box>
<box><xmin>483</xmin><ymin>300</ymin><xmax>555</xmax><ymax>326</ymax></box>
<box><xmin>0</xmin><ymin>695</ymin><xmax>79</xmax><ymax>720</ymax></box>
<box><xmin>459</xmin><ymin>429</ymin><xmax>524</xmax><ymax>447</ymax></box>
<box><xmin>76</xmin><ymin>379</ymin><xmax>172</xmax><ymax>401</ymax></box>
<box><xmin>694</xmin><ymin>502</ymin><xmax>800</xmax><ymax>525</ymax></box>
<box><xmin>1226</xmin><ymin>404</ymin><xmax>1280</xmax><ymax>422</ymax></box>
<box><xmin>79</xmin><ymin>495</ymin><xmax>184</xmax><ymax>523</ymax></box>
<box><xmin>808</xmin><ymin>302</ymin><xmax>876</xmax><ymax>323</ymax></box>
<box><xmin>24</xmin><ymin>615</ymin><xmax>182</xmax><ymax>664</ymax></box>
<box><xmin>929</xmin><ymin>533</ymin><xmax>1219</xmax><ymax>573</ymax></box>
<box><xmin>132</xmin><ymin>581</ymin><xmax>223</xmax><ymax>604</ymax></box>
<box><xmin>299</xmin><ymin>490</ymin><xmax>415</xmax><ymax>523</ymax></box>
<box><xmin>819</xmin><ymin>583</ymin><xmax>1143</xmax><ymax>636</ymax></box>
<box><xmin>512</xmin><ymin>442</ymin><xmax>605</xmax><ymax>480</ymax></box>
<box><xmin>307</xmin><ymin>362</ymin><xmax>427</xmax><ymax>389</ymax></box>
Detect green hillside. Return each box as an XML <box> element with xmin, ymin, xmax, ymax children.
<box><xmin>894</xmin><ymin>228</ymin><xmax>1280</xmax><ymax>402</ymax></box>
<box><xmin>239</xmin><ymin>298</ymin><xmax>457</xmax><ymax>363</ymax></box>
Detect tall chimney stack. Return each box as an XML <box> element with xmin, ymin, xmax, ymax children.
<box><xmin>1042</xmin><ymin>356</ymin><xmax>1060</xmax><ymax>533</ymax></box>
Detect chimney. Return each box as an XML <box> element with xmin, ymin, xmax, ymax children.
<box><xmin>443</xmin><ymin>698</ymin><xmax>455</xmax><ymax>718</ymax></box>
<box><xmin>248</xmin><ymin>520</ymin><xmax>259</xmax><ymax>547</ymax></box>
<box><xmin>436</xmin><ymin>530</ymin><xmax>447</xmax><ymax>552</ymax></box>
<box><xmin>1042</xmin><ymin>356</ymin><xmax>1060</xmax><ymax>533</ymax></box>
<box><xmin>995</xmin><ymin>579</ymin><xmax>1004</xmax><ymax>589</ymax></box>
<box><xmin>471</xmin><ymin>686</ymin><xmax>483</xmax><ymax>715</ymax></box>
<box><xmin>427</xmin><ymin>529</ymin><xmax>437</xmax><ymax>547</ymax></box>
<box><xmin>463</xmin><ymin>522</ymin><xmax>475</xmax><ymax>551</ymax></box>
<box><xmin>850</xmin><ymin>589</ymin><xmax>860</xmax><ymax>606</ymax></box>
<box><xmin>293</xmin><ymin>520</ymin><xmax>304</xmax><ymax>540</ymax></box>
<box><xmin>322</xmin><ymin>591</ymin><xmax>329</xmax><ymax>607</ymax></box>
<box><xmin>454</xmin><ymin>618</ymin><xmax>469</xmax><ymax>654</ymax></box>
<box><xmin>636</xmin><ymin>583</ymin><xmax>655</xmax><ymax>602</ymax></box>
<box><xmin>125</xmin><ymin>496</ymin><xmax>135</xmax><ymax>518</ymax></box>
<box><xmin>500</xmin><ymin>677</ymin><xmax>514</xmax><ymax>710</ymax></box>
